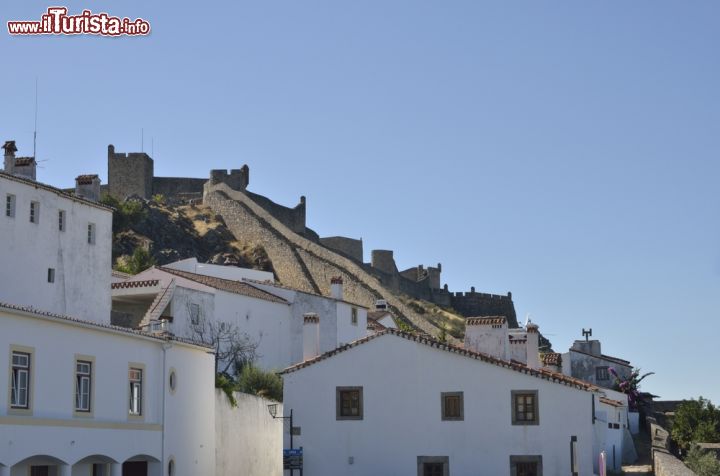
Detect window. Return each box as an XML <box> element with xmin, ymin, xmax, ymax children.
<box><xmin>351</xmin><ymin>307</ymin><xmax>358</xmax><ymax>325</ymax></box>
<box><xmin>189</xmin><ymin>303</ymin><xmax>200</xmax><ymax>325</ymax></box>
<box><xmin>5</xmin><ymin>193</ymin><xmax>15</xmax><ymax>217</ymax></box>
<box><xmin>29</xmin><ymin>201</ymin><xmax>39</xmax><ymax>223</ymax></box>
<box><xmin>30</xmin><ymin>467</ymin><xmax>49</xmax><ymax>476</ymax></box>
<box><xmin>510</xmin><ymin>455</ymin><xmax>543</xmax><ymax>476</ymax></box>
<box><xmin>88</xmin><ymin>223</ymin><xmax>96</xmax><ymax>244</ymax></box>
<box><xmin>75</xmin><ymin>360</ymin><xmax>92</xmax><ymax>412</ymax></box>
<box><xmin>441</xmin><ymin>391</ymin><xmax>464</xmax><ymax>421</ymax></box>
<box><xmin>47</xmin><ymin>268</ymin><xmax>55</xmax><ymax>283</ymax></box>
<box><xmin>169</xmin><ymin>368</ymin><xmax>177</xmax><ymax>394</ymax></box>
<box><xmin>129</xmin><ymin>367</ymin><xmax>143</xmax><ymax>416</ymax></box>
<box><xmin>336</xmin><ymin>386</ymin><xmax>363</xmax><ymax>420</ymax></box>
<box><xmin>168</xmin><ymin>459</ymin><xmax>175</xmax><ymax>476</ymax></box>
<box><xmin>417</xmin><ymin>456</ymin><xmax>449</xmax><ymax>476</ymax></box>
<box><xmin>596</xmin><ymin>366</ymin><xmax>609</xmax><ymax>381</ymax></box>
<box><xmin>11</xmin><ymin>351</ymin><xmax>31</xmax><ymax>409</ymax></box>
<box><xmin>511</xmin><ymin>390</ymin><xmax>539</xmax><ymax>425</ymax></box>
<box><xmin>570</xmin><ymin>436</ymin><xmax>578</xmax><ymax>476</ymax></box>
<box><xmin>58</xmin><ymin>210</ymin><xmax>66</xmax><ymax>231</ymax></box>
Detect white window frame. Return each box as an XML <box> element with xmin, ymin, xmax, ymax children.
<box><xmin>74</xmin><ymin>359</ymin><xmax>93</xmax><ymax>414</ymax></box>
<box><xmin>128</xmin><ymin>364</ymin><xmax>145</xmax><ymax>419</ymax></box>
<box><xmin>11</xmin><ymin>352</ymin><xmax>30</xmax><ymax>409</ymax></box>
<box><xmin>8</xmin><ymin>345</ymin><xmax>34</xmax><ymax>415</ymax></box>
<box><xmin>5</xmin><ymin>193</ymin><xmax>15</xmax><ymax>217</ymax></box>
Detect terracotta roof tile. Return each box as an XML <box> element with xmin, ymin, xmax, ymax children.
<box><xmin>599</xmin><ymin>396</ymin><xmax>625</xmax><ymax>407</ymax></box>
<box><xmin>0</xmin><ymin>301</ymin><xmax>213</xmax><ymax>350</ymax></box>
<box><xmin>0</xmin><ymin>171</ymin><xmax>113</xmax><ymax>212</ymax></box>
<box><xmin>243</xmin><ymin>278</ymin><xmax>368</xmax><ymax>309</ymax></box>
<box><xmin>111</xmin><ymin>279</ymin><xmax>160</xmax><ymax>290</ymax></box>
<box><xmin>281</xmin><ymin>329</ymin><xmax>599</xmax><ymax>393</ymax></box>
<box><xmin>542</xmin><ymin>352</ymin><xmax>562</xmax><ymax>366</ymax></box>
<box><xmin>159</xmin><ymin>267</ymin><xmax>289</xmax><ymax>305</ymax></box>
<box><xmin>466</xmin><ymin>316</ymin><xmax>506</xmax><ymax>326</ymax></box>
<box><xmin>76</xmin><ymin>174</ymin><xmax>99</xmax><ymax>184</ymax></box>
<box><xmin>367</xmin><ymin>310</ymin><xmax>392</xmax><ymax>321</ymax></box>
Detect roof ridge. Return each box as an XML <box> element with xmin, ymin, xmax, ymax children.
<box><xmin>0</xmin><ymin>300</ymin><xmax>213</xmax><ymax>350</ymax></box>
<box><xmin>0</xmin><ymin>170</ymin><xmax>112</xmax><ymax>212</ymax></box>
<box><xmin>281</xmin><ymin>329</ymin><xmax>599</xmax><ymax>392</ymax></box>
<box><xmin>158</xmin><ymin>266</ymin><xmax>289</xmax><ymax>305</ymax></box>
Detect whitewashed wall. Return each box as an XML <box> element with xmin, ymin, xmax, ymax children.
<box><xmin>215</xmin><ymin>391</ymin><xmax>282</xmax><ymax>476</ymax></box>
<box><xmin>0</xmin><ymin>307</ymin><xmax>215</xmax><ymax>476</ymax></box>
<box><xmin>165</xmin><ymin>258</ymin><xmax>274</xmax><ymax>283</ymax></box>
<box><xmin>0</xmin><ymin>176</ymin><xmax>112</xmax><ymax>324</ymax></box>
<box><xmin>283</xmin><ymin>333</ymin><xmax>595</xmax><ymax>476</ymax></box>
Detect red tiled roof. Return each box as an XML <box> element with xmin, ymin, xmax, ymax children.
<box><xmin>0</xmin><ymin>301</ymin><xmax>213</xmax><ymax>350</ymax></box>
<box><xmin>599</xmin><ymin>396</ymin><xmax>625</xmax><ymax>407</ymax></box>
<box><xmin>243</xmin><ymin>278</ymin><xmax>369</xmax><ymax>309</ymax></box>
<box><xmin>111</xmin><ymin>279</ymin><xmax>160</xmax><ymax>290</ymax></box>
<box><xmin>281</xmin><ymin>329</ymin><xmax>599</xmax><ymax>392</ymax></box>
<box><xmin>542</xmin><ymin>352</ymin><xmax>562</xmax><ymax>366</ymax></box>
<box><xmin>466</xmin><ymin>316</ymin><xmax>506</xmax><ymax>326</ymax></box>
<box><xmin>367</xmin><ymin>319</ymin><xmax>386</xmax><ymax>331</ymax></box>
<box><xmin>159</xmin><ymin>267</ymin><xmax>289</xmax><ymax>305</ymax></box>
<box><xmin>76</xmin><ymin>174</ymin><xmax>99</xmax><ymax>184</ymax></box>
<box><xmin>0</xmin><ymin>171</ymin><xmax>112</xmax><ymax>212</ymax></box>
<box><xmin>14</xmin><ymin>157</ymin><xmax>36</xmax><ymax>166</ymax></box>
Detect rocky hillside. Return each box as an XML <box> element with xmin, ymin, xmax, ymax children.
<box><xmin>108</xmin><ymin>196</ymin><xmax>274</xmax><ymax>274</ymax></box>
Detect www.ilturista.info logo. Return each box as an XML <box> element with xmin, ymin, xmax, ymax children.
<box><xmin>7</xmin><ymin>7</ymin><xmax>150</xmax><ymax>36</ymax></box>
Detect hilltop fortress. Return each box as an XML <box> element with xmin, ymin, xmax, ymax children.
<box><xmin>106</xmin><ymin>145</ymin><xmax>519</xmax><ymax>329</ymax></box>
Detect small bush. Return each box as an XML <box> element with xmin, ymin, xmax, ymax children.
<box><xmin>115</xmin><ymin>247</ymin><xmax>156</xmax><ymax>275</ymax></box>
<box><xmin>685</xmin><ymin>445</ymin><xmax>720</xmax><ymax>476</ymax></box>
<box><xmin>237</xmin><ymin>365</ymin><xmax>283</xmax><ymax>402</ymax></box>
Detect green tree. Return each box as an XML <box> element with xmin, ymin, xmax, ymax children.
<box><xmin>237</xmin><ymin>365</ymin><xmax>283</xmax><ymax>402</ymax></box>
<box><xmin>115</xmin><ymin>247</ymin><xmax>156</xmax><ymax>275</ymax></box>
<box><xmin>685</xmin><ymin>445</ymin><xmax>720</xmax><ymax>476</ymax></box>
<box><xmin>671</xmin><ymin>397</ymin><xmax>720</xmax><ymax>452</ymax></box>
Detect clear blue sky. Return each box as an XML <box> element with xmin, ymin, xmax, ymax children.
<box><xmin>2</xmin><ymin>1</ymin><xmax>719</xmax><ymax>403</ymax></box>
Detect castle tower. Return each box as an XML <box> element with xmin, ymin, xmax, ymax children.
<box><xmin>107</xmin><ymin>144</ymin><xmax>154</xmax><ymax>199</ymax></box>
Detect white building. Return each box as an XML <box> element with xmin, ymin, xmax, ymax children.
<box><xmin>111</xmin><ymin>266</ymin><xmax>291</xmax><ymax>371</ymax></box>
<box><xmin>282</xmin><ymin>329</ymin><xmax>601</xmax><ymax>476</ymax></box>
<box><xmin>246</xmin><ymin>276</ymin><xmax>368</xmax><ymax>362</ymax></box>
<box><xmin>112</xmin><ymin>264</ymin><xmax>368</xmax><ymax>371</ymax></box>
<box><xmin>463</xmin><ymin>316</ymin><xmax>540</xmax><ymax>369</ymax></box>
<box><xmin>0</xmin><ymin>302</ymin><xmax>216</xmax><ymax>476</ymax></box>
<box><xmin>164</xmin><ymin>257</ymin><xmax>274</xmax><ymax>283</ymax></box>
<box><xmin>1</xmin><ymin>142</ymin><xmax>112</xmax><ymax>324</ymax></box>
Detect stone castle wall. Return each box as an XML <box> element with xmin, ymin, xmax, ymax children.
<box><xmin>107</xmin><ymin>146</ymin><xmax>153</xmax><ymax>199</ymax></box>
<box><xmin>319</xmin><ymin>236</ymin><xmax>363</xmax><ymax>262</ymax></box>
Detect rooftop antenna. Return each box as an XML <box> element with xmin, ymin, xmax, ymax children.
<box><xmin>151</xmin><ymin>137</ymin><xmax>154</xmax><ymax>158</ymax></box>
<box><xmin>582</xmin><ymin>328</ymin><xmax>592</xmax><ymax>342</ymax></box>
<box><xmin>141</xmin><ymin>128</ymin><xmax>144</xmax><ymax>152</ymax></box>
<box><xmin>33</xmin><ymin>77</ymin><xmax>38</xmax><ymax>158</ymax></box>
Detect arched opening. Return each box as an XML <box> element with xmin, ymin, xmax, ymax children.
<box><xmin>11</xmin><ymin>455</ymin><xmax>68</xmax><ymax>476</ymax></box>
<box><xmin>73</xmin><ymin>455</ymin><xmax>119</xmax><ymax>476</ymax></box>
<box><xmin>123</xmin><ymin>455</ymin><xmax>161</xmax><ymax>476</ymax></box>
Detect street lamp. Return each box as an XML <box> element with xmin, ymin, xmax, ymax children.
<box><xmin>268</xmin><ymin>404</ymin><xmax>298</xmax><ymax>475</ymax></box>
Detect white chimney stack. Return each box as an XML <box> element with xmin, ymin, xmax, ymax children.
<box><xmin>3</xmin><ymin>140</ymin><xmax>17</xmax><ymax>174</ymax></box>
<box><xmin>526</xmin><ymin>321</ymin><xmax>540</xmax><ymax>369</ymax></box>
<box><xmin>330</xmin><ymin>276</ymin><xmax>344</xmax><ymax>300</ymax></box>
<box><xmin>75</xmin><ymin>175</ymin><xmax>101</xmax><ymax>201</ymax></box>
<box><xmin>303</xmin><ymin>313</ymin><xmax>320</xmax><ymax>360</ymax></box>
<box><xmin>464</xmin><ymin>316</ymin><xmax>508</xmax><ymax>359</ymax></box>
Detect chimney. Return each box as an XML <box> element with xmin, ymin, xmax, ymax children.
<box><xmin>13</xmin><ymin>157</ymin><xmax>37</xmax><ymax>180</ymax></box>
<box><xmin>330</xmin><ymin>276</ymin><xmax>344</xmax><ymax>300</ymax></box>
<box><xmin>303</xmin><ymin>313</ymin><xmax>320</xmax><ymax>360</ymax></box>
<box><xmin>464</xmin><ymin>316</ymin><xmax>508</xmax><ymax>360</ymax></box>
<box><xmin>526</xmin><ymin>321</ymin><xmax>540</xmax><ymax>369</ymax></box>
<box><xmin>3</xmin><ymin>140</ymin><xmax>17</xmax><ymax>174</ymax></box>
<box><xmin>75</xmin><ymin>175</ymin><xmax>101</xmax><ymax>201</ymax></box>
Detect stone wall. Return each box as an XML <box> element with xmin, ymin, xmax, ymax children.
<box><xmin>647</xmin><ymin>414</ymin><xmax>697</xmax><ymax>476</ymax></box>
<box><xmin>152</xmin><ymin>177</ymin><xmax>206</xmax><ymax>202</ymax></box>
<box><xmin>246</xmin><ymin>190</ymin><xmax>306</xmax><ymax>236</ymax></box>
<box><xmin>319</xmin><ymin>236</ymin><xmax>363</xmax><ymax>262</ymax></box>
<box><xmin>215</xmin><ymin>390</ymin><xmax>283</xmax><ymax>476</ymax></box>
<box><xmin>204</xmin><ymin>181</ymin><xmax>444</xmax><ymax>338</ymax></box>
<box><xmin>107</xmin><ymin>145</ymin><xmax>153</xmax><ymax>199</ymax></box>
<box><xmin>450</xmin><ymin>290</ymin><xmax>519</xmax><ymax>327</ymax></box>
